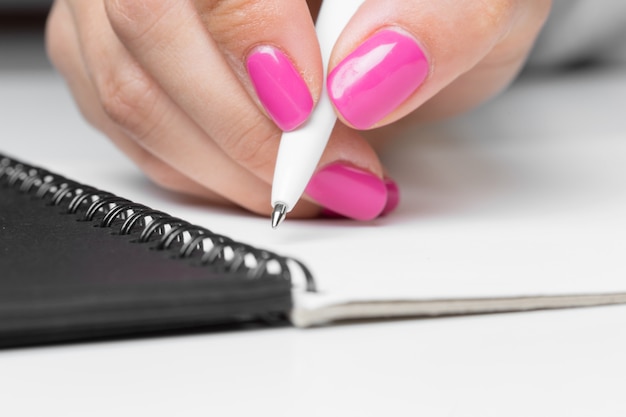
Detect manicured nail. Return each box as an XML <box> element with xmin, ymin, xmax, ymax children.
<box><xmin>380</xmin><ymin>177</ymin><xmax>400</xmax><ymax>216</ymax></box>
<box><xmin>246</xmin><ymin>45</ymin><xmax>313</xmax><ymax>131</ymax></box>
<box><xmin>328</xmin><ymin>29</ymin><xmax>429</xmax><ymax>129</ymax></box>
<box><xmin>305</xmin><ymin>163</ymin><xmax>387</xmax><ymax>221</ymax></box>
<box><xmin>319</xmin><ymin>176</ymin><xmax>400</xmax><ymax>219</ymax></box>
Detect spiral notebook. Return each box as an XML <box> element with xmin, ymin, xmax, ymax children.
<box><xmin>0</xmin><ymin>153</ymin><xmax>315</xmax><ymax>347</ymax></box>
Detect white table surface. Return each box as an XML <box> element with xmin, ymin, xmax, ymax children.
<box><xmin>2</xmin><ymin>31</ymin><xmax>626</xmax><ymax>417</ymax></box>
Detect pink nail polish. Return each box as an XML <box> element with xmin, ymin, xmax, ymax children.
<box><xmin>319</xmin><ymin>176</ymin><xmax>400</xmax><ymax>219</ymax></box>
<box><xmin>246</xmin><ymin>46</ymin><xmax>313</xmax><ymax>131</ymax></box>
<box><xmin>305</xmin><ymin>163</ymin><xmax>387</xmax><ymax>221</ymax></box>
<box><xmin>328</xmin><ymin>29</ymin><xmax>429</xmax><ymax>129</ymax></box>
<box><xmin>380</xmin><ymin>177</ymin><xmax>400</xmax><ymax>216</ymax></box>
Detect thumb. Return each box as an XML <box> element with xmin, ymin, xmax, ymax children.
<box><xmin>327</xmin><ymin>0</ymin><xmax>549</xmax><ymax>129</ymax></box>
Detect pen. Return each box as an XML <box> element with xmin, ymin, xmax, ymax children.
<box><xmin>271</xmin><ymin>0</ymin><xmax>365</xmax><ymax>228</ymax></box>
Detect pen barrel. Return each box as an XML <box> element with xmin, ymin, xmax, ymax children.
<box><xmin>316</xmin><ymin>0</ymin><xmax>364</xmax><ymax>69</ymax></box>
<box><xmin>271</xmin><ymin>0</ymin><xmax>365</xmax><ymax>212</ymax></box>
<box><xmin>271</xmin><ymin>94</ymin><xmax>336</xmax><ymax>211</ymax></box>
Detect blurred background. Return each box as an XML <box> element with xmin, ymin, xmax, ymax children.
<box><xmin>0</xmin><ymin>0</ymin><xmax>51</xmax><ymax>72</ymax></box>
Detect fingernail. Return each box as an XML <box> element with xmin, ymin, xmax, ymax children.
<box><xmin>319</xmin><ymin>176</ymin><xmax>400</xmax><ymax>219</ymax></box>
<box><xmin>246</xmin><ymin>46</ymin><xmax>313</xmax><ymax>132</ymax></box>
<box><xmin>328</xmin><ymin>29</ymin><xmax>429</xmax><ymax>129</ymax></box>
<box><xmin>380</xmin><ymin>177</ymin><xmax>400</xmax><ymax>216</ymax></box>
<box><xmin>305</xmin><ymin>163</ymin><xmax>387</xmax><ymax>221</ymax></box>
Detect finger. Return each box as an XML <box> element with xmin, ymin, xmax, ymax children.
<box><xmin>66</xmin><ymin>0</ymin><xmax>277</xmax><ymax>214</ymax></box>
<box><xmin>327</xmin><ymin>0</ymin><xmax>551</xmax><ymax>129</ymax></box>
<box><xmin>46</xmin><ymin>0</ymin><xmax>233</xmax><ymax>204</ymax></box>
<box><xmin>196</xmin><ymin>0</ymin><xmax>321</xmax><ymax>132</ymax></box>
<box><xmin>411</xmin><ymin>0</ymin><xmax>552</xmax><ymax>121</ymax></box>
<box><xmin>54</xmin><ymin>0</ymin><xmax>313</xmax><ymax>215</ymax></box>
<box><xmin>102</xmin><ymin>0</ymin><xmax>393</xmax><ymax>219</ymax></box>
<box><xmin>99</xmin><ymin>0</ymin><xmax>289</xmax><ymax>189</ymax></box>
<box><xmin>105</xmin><ymin>0</ymin><xmax>319</xmax><ymax>134</ymax></box>
<box><xmin>306</xmin><ymin>122</ymin><xmax>398</xmax><ymax>220</ymax></box>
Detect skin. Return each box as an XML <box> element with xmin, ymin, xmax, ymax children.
<box><xmin>45</xmin><ymin>0</ymin><xmax>552</xmax><ymax>219</ymax></box>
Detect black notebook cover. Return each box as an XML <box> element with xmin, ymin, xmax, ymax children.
<box><xmin>0</xmin><ymin>153</ymin><xmax>314</xmax><ymax>347</ymax></box>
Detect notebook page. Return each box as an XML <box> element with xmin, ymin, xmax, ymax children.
<box><xmin>286</xmin><ymin>69</ymin><xmax>626</xmax><ymax>325</ymax></box>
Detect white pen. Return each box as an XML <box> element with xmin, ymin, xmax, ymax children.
<box><xmin>270</xmin><ymin>0</ymin><xmax>365</xmax><ymax>229</ymax></box>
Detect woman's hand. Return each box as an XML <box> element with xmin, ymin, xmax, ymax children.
<box><xmin>46</xmin><ymin>0</ymin><xmax>551</xmax><ymax>221</ymax></box>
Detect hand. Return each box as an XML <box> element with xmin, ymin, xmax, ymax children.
<box><xmin>46</xmin><ymin>0</ymin><xmax>551</xmax><ymax>221</ymax></box>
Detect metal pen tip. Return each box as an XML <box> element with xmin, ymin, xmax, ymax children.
<box><xmin>271</xmin><ymin>203</ymin><xmax>288</xmax><ymax>229</ymax></box>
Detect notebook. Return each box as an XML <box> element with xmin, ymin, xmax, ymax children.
<box><xmin>0</xmin><ymin>153</ymin><xmax>315</xmax><ymax>347</ymax></box>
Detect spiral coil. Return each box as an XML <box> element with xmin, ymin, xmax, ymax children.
<box><xmin>0</xmin><ymin>154</ymin><xmax>316</xmax><ymax>291</ymax></box>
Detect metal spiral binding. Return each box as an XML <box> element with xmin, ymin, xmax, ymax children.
<box><xmin>0</xmin><ymin>154</ymin><xmax>317</xmax><ymax>291</ymax></box>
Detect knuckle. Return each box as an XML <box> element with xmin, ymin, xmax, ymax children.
<box><xmin>474</xmin><ymin>0</ymin><xmax>518</xmax><ymax>38</ymax></box>
<box><xmin>76</xmin><ymin>100</ymin><xmax>109</xmax><ymax>134</ymax></box>
<box><xmin>104</xmin><ymin>0</ymin><xmax>144</xmax><ymax>32</ymax></box>
<box><xmin>484</xmin><ymin>0</ymin><xmax>517</xmax><ymax>23</ymax></box>
<box><xmin>96</xmin><ymin>64</ymin><xmax>160</xmax><ymax>139</ymax></box>
<box><xmin>203</xmin><ymin>0</ymin><xmax>264</xmax><ymax>17</ymax></box>
<box><xmin>105</xmin><ymin>0</ymin><xmax>174</xmax><ymax>42</ymax></box>
<box><xmin>218</xmin><ymin>111</ymin><xmax>280</xmax><ymax>173</ymax></box>
<box><xmin>199</xmin><ymin>0</ymin><xmax>265</xmax><ymax>49</ymax></box>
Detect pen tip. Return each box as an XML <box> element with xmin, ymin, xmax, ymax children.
<box><xmin>271</xmin><ymin>203</ymin><xmax>288</xmax><ymax>229</ymax></box>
